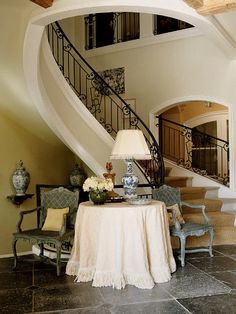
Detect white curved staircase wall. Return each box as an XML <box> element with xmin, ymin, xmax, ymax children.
<box><xmin>39</xmin><ymin>34</ymin><xmax>124</xmax><ymax>178</ymax></box>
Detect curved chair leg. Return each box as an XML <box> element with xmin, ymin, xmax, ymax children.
<box><xmin>180</xmin><ymin>236</ymin><xmax>186</xmax><ymax>267</ymax></box>
<box><xmin>56</xmin><ymin>243</ymin><xmax>62</xmax><ymax>276</ymax></box>
<box><xmin>208</xmin><ymin>227</ymin><xmax>214</xmax><ymax>257</ymax></box>
<box><xmin>12</xmin><ymin>237</ymin><xmax>18</xmax><ymax>269</ymax></box>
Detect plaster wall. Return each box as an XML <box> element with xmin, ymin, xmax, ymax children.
<box><xmin>0</xmin><ymin>113</ymin><xmax>75</xmax><ymax>255</ymax></box>
<box><xmin>85</xmin><ymin>35</ymin><xmax>234</xmax><ymax>121</ymax></box>
<box><xmin>82</xmin><ymin>34</ymin><xmax>236</xmax><ymax>189</ymax></box>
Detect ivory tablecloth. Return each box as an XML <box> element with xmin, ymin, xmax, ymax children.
<box><xmin>66</xmin><ymin>200</ymin><xmax>176</xmax><ymax>289</ymax></box>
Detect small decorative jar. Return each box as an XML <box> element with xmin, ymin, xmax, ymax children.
<box><xmin>89</xmin><ymin>190</ymin><xmax>107</xmax><ymax>205</ymax></box>
<box><xmin>12</xmin><ymin>160</ymin><xmax>30</xmax><ymax>195</ymax></box>
<box><xmin>69</xmin><ymin>163</ymin><xmax>86</xmax><ymax>186</ymax></box>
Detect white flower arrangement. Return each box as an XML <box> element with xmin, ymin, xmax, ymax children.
<box><xmin>82</xmin><ymin>176</ymin><xmax>114</xmax><ymax>192</ymax></box>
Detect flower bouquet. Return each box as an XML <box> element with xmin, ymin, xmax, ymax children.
<box><xmin>83</xmin><ymin>176</ymin><xmax>114</xmax><ymax>204</ymax></box>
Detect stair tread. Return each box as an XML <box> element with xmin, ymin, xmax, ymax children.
<box><xmin>180</xmin><ymin>187</ymin><xmax>207</xmax><ymax>200</ymax></box>
<box><xmin>180</xmin><ymin>187</ymin><xmax>206</xmax><ymax>192</ymax></box>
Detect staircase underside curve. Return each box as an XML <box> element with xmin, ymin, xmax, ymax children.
<box><xmin>41</xmin><ymin>33</ymin><xmax>130</xmax><ymax>178</ymax></box>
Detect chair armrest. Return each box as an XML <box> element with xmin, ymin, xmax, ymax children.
<box><xmin>181</xmin><ymin>201</ymin><xmax>209</xmax><ymax>224</ymax></box>
<box><xmin>16</xmin><ymin>207</ymin><xmax>41</xmax><ymax>232</ymax></box>
<box><xmin>166</xmin><ymin>207</ymin><xmax>181</xmax><ymax>231</ymax></box>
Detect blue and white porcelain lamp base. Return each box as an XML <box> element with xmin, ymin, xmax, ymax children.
<box><xmin>110</xmin><ymin>130</ymin><xmax>152</xmax><ymax>199</ymax></box>
<box><xmin>122</xmin><ymin>159</ymin><xmax>139</xmax><ymax>199</ymax></box>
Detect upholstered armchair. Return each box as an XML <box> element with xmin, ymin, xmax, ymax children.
<box><xmin>152</xmin><ymin>184</ymin><xmax>214</xmax><ymax>267</ymax></box>
<box><xmin>12</xmin><ymin>186</ymin><xmax>80</xmax><ymax>276</ymax></box>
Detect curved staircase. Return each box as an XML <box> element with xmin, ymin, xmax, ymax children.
<box><xmin>45</xmin><ymin>22</ymin><xmax>235</xmax><ymax>248</ymax></box>
<box><xmin>165</xmin><ymin>166</ymin><xmax>236</xmax><ymax>248</ymax></box>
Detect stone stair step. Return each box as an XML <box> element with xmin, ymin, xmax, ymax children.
<box><xmin>180</xmin><ymin>187</ymin><xmax>207</xmax><ymax>200</ymax></box>
<box><xmin>204</xmin><ymin>186</ymin><xmax>220</xmax><ymax>199</ymax></box>
<box><xmin>182</xmin><ymin>198</ymin><xmax>222</xmax><ymax>213</ymax></box>
<box><xmin>165</xmin><ymin>176</ymin><xmax>191</xmax><ymax>187</ymax></box>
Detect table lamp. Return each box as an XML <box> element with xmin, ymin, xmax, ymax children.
<box><xmin>110</xmin><ymin>129</ymin><xmax>151</xmax><ymax>199</ymax></box>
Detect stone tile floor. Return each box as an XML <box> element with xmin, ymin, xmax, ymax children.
<box><xmin>0</xmin><ymin>245</ymin><xmax>236</xmax><ymax>313</ymax></box>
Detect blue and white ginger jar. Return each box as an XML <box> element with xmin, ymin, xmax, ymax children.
<box><xmin>12</xmin><ymin>160</ymin><xmax>30</xmax><ymax>195</ymax></box>
<box><xmin>69</xmin><ymin>163</ymin><xmax>86</xmax><ymax>186</ymax></box>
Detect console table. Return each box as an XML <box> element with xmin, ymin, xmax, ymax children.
<box><xmin>66</xmin><ymin>200</ymin><xmax>176</xmax><ymax>289</ymax></box>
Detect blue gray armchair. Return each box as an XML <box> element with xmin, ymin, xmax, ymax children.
<box><xmin>152</xmin><ymin>184</ymin><xmax>214</xmax><ymax>266</ymax></box>
<box><xmin>12</xmin><ymin>186</ymin><xmax>80</xmax><ymax>276</ymax></box>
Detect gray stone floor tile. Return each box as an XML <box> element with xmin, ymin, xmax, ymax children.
<box><xmin>99</xmin><ymin>284</ymin><xmax>172</xmax><ymax>306</ymax></box>
<box><xmin>213</xmin><ymin>244</ymin><xmax>236</xmax><ymax>256</ymax></box>
<box><xmin>34</xmin><ymin>269</ymin><xmax>75</xmax><ymax>287</ymax></box>
<box><xmin>178</xmin><ymin>293</ymin><xmax>236</xmax><ymax>314</ymax></box>
<box><xmin>160</xmin><ymin>273</ymin><xmax>230</xmax><ymax>298</ymax></box>
<box><xmin>1</xmin><ymin>246</ymin><xmax>236</xmax><ymax>314</ymax></box>
<box><xmin>0</xmin><ymin>304</ymin><xmax>32</xmax><ymax>314</ymax></box>
<box><xmin>31</xmin><ymin>304</ymin><xmax>112</xmax><ymax>314</ymax></box>
<box><xmin>0</xmin><ymin>270</ymin><xmax>32</xmax><ymax>289</ymax></box>
<box><xmin>188</xmin><ymin>256</ymin><xmax>236</xmax><ymax>272</ymax></box>
<box><xmin>110</xmin><ymin>300</ymin><xmax>190</xmax><ymax>314</ymax></box>
<box><xmin>230</xmin><ymin>255</ymin><xmax>236</xmax><ymax>261</ymax></box>
<box><xmin>0</xmin><ymin>288</ymin><xmax>33</xmax><ymax>313</ymax></box>
<box><xmin>33</xmin><ymin>283</ymin><xmax>104</xmax><ymax>312</ymax></box>
<box><xmin>0</xmin><ymin>256</ymin><xmax>33</xmax><ymax>273</ymax></box>
<box><xmin>209</xmin><ymin>271</ymin><xmax>236</xmax><ymax>289</ymax></box>
<box><xmin>171</xmin><ymin>263</ymin><xmax>203</xmax><ymax>278</ymax></box>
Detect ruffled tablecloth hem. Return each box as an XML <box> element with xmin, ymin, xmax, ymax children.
<box><xmin>94</xmin><ymin>271</ymin><xmax>156</xmax><ymax>289</ymax></box>
<box><xmin>66</xmin><ymin>258</ymin><xmax>176</xmax><ymax>289</ymax></box>
<box><xmin>67</xmin><ymin>267</ymin><xmax>177</xmax><ymax>289</ymax></box>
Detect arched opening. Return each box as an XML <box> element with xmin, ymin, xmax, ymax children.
<box><xmin>155</xmin><ymin>100</ymin><xmax>229</xmax><ymax>185</ymax></box>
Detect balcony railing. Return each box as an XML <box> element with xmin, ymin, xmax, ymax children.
<box><xmin>85</xmin><ymin>12</ymin><xmax>140</xmax><ymax>50</ymax></box>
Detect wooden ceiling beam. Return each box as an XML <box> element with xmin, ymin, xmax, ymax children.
<box><xmin>184</xmin><ymin>0</ymin><xmax>204</xmax><ymax>9</ymax></box>
<box><xmin>184</xmin><ymin>0</ymin><xmax>236</xmax><ymax>15</ymax></box>
<box><xmin>30</xmin><ymin>0</ymin><xmax>53</xmax><ymax>8</ymax></box>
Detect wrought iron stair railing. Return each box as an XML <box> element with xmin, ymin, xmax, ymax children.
<box><xmin>156</xmin><ymin>116</ymin><xmax>229</xmax><ymax>186</ymax></box>
<box><xmin>47</xmin><ymin>22</ymin><xmax>164</xmax><ymax>186</ymax></box>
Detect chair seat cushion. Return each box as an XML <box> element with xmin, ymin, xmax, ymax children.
<box><xmin>13</xmin><ymin>228</ymin><xmax>74</xmax><ymax>241</ymax></box>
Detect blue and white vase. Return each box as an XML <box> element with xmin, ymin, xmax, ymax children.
<box><xmin>122</xmin><ymin>159</ymin><xmax>139</xmax><ymax>199</ymax></box>
<box><xmin>69</xmin><ymin>163</ymin><xmax>86</xmax><ymax>187</ymax></box>
<box><xmin>12</xmin><ymin>160</ymin><xmax>30</xmax><ymax>195</ymax></box>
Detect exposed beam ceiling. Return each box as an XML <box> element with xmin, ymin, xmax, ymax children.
<box><xmin>30</xmin><ymin>0</ymin><xmax>53</xmax><ymax>8</ymax></box>
<box><xmin>184</xmin><ymin>0</ymin><xmax>236</xmax><ymax>15</ymax></box>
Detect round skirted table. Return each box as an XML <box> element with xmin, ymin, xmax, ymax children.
<box><xmin>66</xmin><ymin>200</ymin><xmax>176</xmax><ymax>289</ymax></box>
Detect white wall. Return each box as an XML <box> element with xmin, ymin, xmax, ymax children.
<box><xmin>79</xmin><ymin>26</ymin><xmax>236</xmax><ymax>190</ymax></box>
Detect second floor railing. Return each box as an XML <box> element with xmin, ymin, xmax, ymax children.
<box><xmin>47</xmin><ymin>22</ymin><xmax>164</xmax><ymax>186</ymax></box>
<box><xmin>156</xmin><ymin>116</ymin><xmax>229</xmax><ymax>186</ymax></box>
<box><xmin>85</xmin><ymin>12</ymin><xmax>140</xmax><ymax>50</ymax></box>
